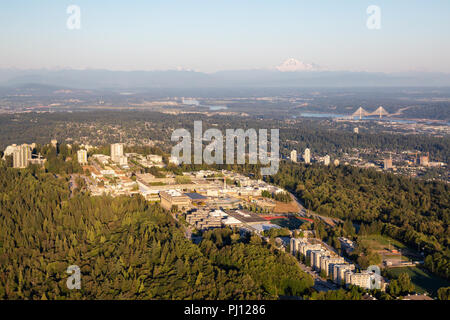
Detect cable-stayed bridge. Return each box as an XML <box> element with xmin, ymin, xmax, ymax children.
<box><xmin>352</xmin><ymin>106</ymin><xmax>389</xmax><ymax>119</ymax></box>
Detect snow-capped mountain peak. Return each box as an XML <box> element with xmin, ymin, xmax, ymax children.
<box><xmin>276</xmin><ymin>58</ymin><xmax>319</xmax><ymax>72</ymax></box>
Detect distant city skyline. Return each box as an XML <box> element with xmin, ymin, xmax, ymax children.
<box><xmin>1</xmin><ymin>0</ymin><xmax>450</xmax><ymax>73</ymax></box>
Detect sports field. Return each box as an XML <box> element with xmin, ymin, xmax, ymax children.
<box><xmin>359</xmin><ymin>234</ymin><xmax>406</xmax><ymax>251</ymax></box>
<box><xmin>386</xmin><ymin>267</ymin><xmax>450</xmax><ymax>295</ymax></box>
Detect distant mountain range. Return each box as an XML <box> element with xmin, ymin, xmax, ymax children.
<box><xmin>1</xmin><ymin>60</ymin><xmax>450</xmax><ymax>89</ymax></box>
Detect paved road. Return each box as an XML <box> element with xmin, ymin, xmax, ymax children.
<box><xmin>69</xmin><ymin>175</ymin><xmax>78</xmax><ymax>198</ymax></box>
<box><xmin>295</xmin><ymin>259</ymin><xmax>339</xmax><ymax>292</ymax></box>
<box><xmin>289</xmin><ymin>192</ymin><xmax>342</xmax><ymax>227</ymax></box>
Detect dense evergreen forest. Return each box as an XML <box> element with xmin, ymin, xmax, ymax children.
<box><xmin>264</xmin><ymin>162</ymin><xmax>449</xmax><ymax>280</ymax></box>
<box><xmin>0</xmin><ymin>166</ymin><xmax>314</xmax><ymax>299</ymax></box>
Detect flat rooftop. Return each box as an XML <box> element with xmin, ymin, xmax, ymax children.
<box><xmin>184</xmin><ymin>192</ymin><xmax>208</xmax><ymax>200</ymax></box>
<box><xmin>226</xmin><ymin>210</ymin><xmax>267</xmax><ymax>224</ymax></box>
<box><xmin>161</xmin><ymin>190</ymin><xmax>183</xmax><ymax>197</ymax></box>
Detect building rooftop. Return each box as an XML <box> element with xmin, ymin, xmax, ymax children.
<box><xmin>184</xmin><ymin>192</ymin><xmax>208</xmax><ymax>200</ymax></box>
<box><xmin>401</xmin><ymin>294</ymin><xmax>433</xmax><ymax>300</ymax></box>
<box><xmin>226</xmin><ymin>210</ymin><xmax>267</xmax><ymax>224</ymax></box>
<box><xmin>162</xmin><ymin>189</ymin><xmax>183</xmax><ymax>197</ymax></box>
<box><xmin>251</xmin><ymin>223</ymin><xmax>281</xmax><ymax>232</ymax></box>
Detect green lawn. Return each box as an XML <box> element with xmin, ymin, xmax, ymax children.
<box><xmin>386</xmin><ymin>267</ymin><xmax>450</xmax><ymax>296</ymax></box>
<box><xmin>360</xmin><ymin>234</ymin><xmax>406</xmax><ymax>250</ymax></box>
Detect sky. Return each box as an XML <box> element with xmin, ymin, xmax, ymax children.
<box><xmin>0</xmin><ymin>0</ymin><xmax>450</xmax><ymax>73</ymax></box>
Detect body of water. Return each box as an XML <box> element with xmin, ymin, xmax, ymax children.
<box><xmin>208</xmin><ymin>105</ymin><xmax>228</xmax><ymax>111</ymax></box>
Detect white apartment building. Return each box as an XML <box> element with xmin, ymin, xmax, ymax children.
<box><xmin>290</xmin><ymin>238</ymin><xmax>303</xmax><ymax>255</ymax></box>
<box><xmin>300</xmin><ymin>243</ymin><xmax>323</xmax><ymax>260</ymax></box>
<box><xmin>303</xmin><ymin>148</ymin><xmax>311</xmax><ymax>164</ymax></box>
<box><xmin>111</xmin><ymin>143</ymin><xmax>124</xmax><ymax>163</ymax></box>
<box><xmin>289</xmin><ymin>237</ymin><xmax>384</xmax><ymax>291</ymax></box>
<box><xmin>349</xmin><ymin>271</ymin><xmax>372</xmax><ymax>289</ymax></box>
<box><xmin>333</xmin><ymin>264</ymin><xmax>355</xmax><ymax>285</ymax></box>
<box><xmin>77</xmin><ymin>149</ymin><xmax>88</xmax><ymax>165</ymax></box>
<box><xmin>311</xmin><ymin>250</ymin><xmax>326</xmax><ymax>271</ymax></box>
<box><xmin>321</xmin><ymin>256</ymin><xmax>345</xmax><ymax>276</ymax></box>
<box><xmin>13</xmin><ymin>144</ymin><xmax>32</xmax><ymax>168</ymax></box>
<box><xmin>290</xmin><ymin>150</ymin><xmax>297</xmax><ymax>163</ymax></box>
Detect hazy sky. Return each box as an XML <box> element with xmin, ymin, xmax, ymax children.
<box><xmin>1</xmin><ymin>0</ymin><xmax>450</xmax><ymax>73</ymax></box>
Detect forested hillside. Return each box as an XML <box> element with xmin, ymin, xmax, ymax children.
<box><xmin>0</xmin><ymin>167</ymin><xmax>313</xmax><ymax>299</ymax></box>
<box><xmin>265</xmin><ymin>162</ymin><xmax>450</xmax><ymax>280</ymax></box>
